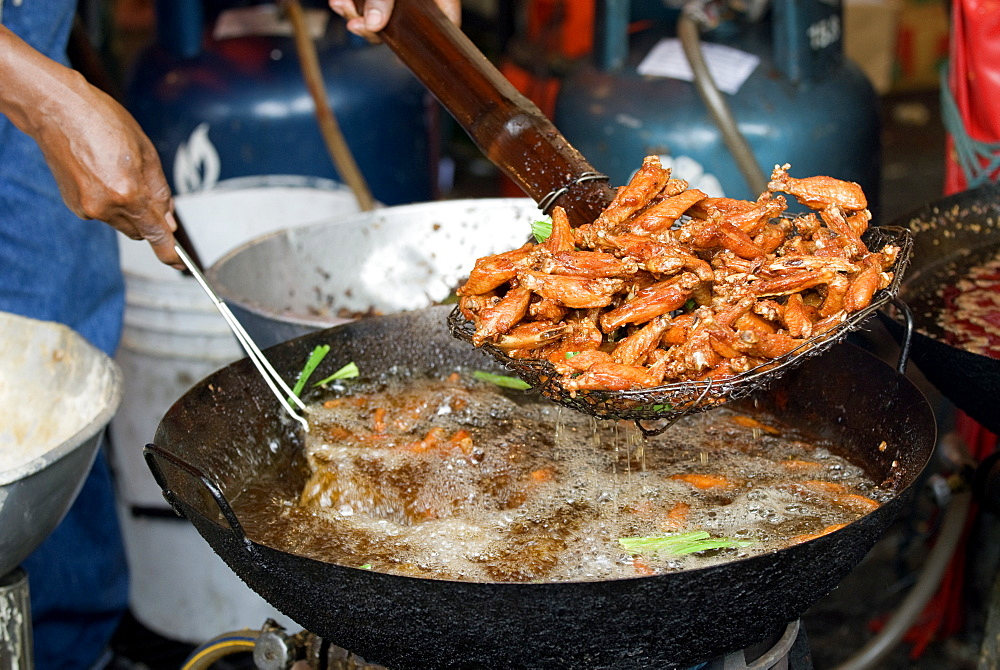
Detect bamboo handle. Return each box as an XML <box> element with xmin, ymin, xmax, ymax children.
<box><xmin>354</xmin><ymin>0</ymin><xmax>614</xmax><ymax>224</ymax></box>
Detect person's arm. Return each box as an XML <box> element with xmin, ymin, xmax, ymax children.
<box><xmin>328</xmin><ymin>0</ymin><xmax>461</xmax><ymax>40</ymax></box>
<box><xmin>0</xmin><ymin>24</ymin><xmax>182</xmax><ymax>268</ymax></box>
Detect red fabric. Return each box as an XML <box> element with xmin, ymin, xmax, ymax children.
<box><xmin>496</xmin><ymin>0</ymin><xmax>596</xmax><ymax>198</ymax></box>
<box><xmin>945</xmin><ymin>0</ymin><xmax>1000</xmax><ymax>193</ymax></box>
<box><xmin>956</xmin><ymin>410</ymin><xmax>998</xmax><ymax>461</ymax></box>
<box><xmin>930</xmin><ymin>0</ymin><xmax>1000</xmax><ymax>647</ymax></box>
<box><xmin>524</xmin><ymin>0</ymin><xmax>594</xmax><ymax>60</ymax></box>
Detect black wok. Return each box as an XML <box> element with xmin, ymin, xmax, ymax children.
<box><xmin>146</xmin><ymin>306</ymin><xmax>934</xmax><ymax>669</ymax></box>
<box><xmin>879</xmin><ymin>183</ymin><xmax>1000</xmax><ymax>434</ymax></box>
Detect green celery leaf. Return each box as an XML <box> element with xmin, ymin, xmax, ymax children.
<box><xmin>618</xmin><ymin>531</ymin><xmax>751</xmax><ymax>556</ymax></box>
<box><xmin>312</xmin><ymin>361</ymin><xmax>360</xmax><ymax>387</ymax></box>
<box><xmin>473</xmin><ymin>370</ymin><xmax>531</xmax><ymax>390</ymax></box>
<box><xmin>532</xmin><ymin>217</ymin><xmax>553</xmax><ymax>243</ymax></box>
<box><xmin>290</xmin><ymin>344</ymin><xmax>330</xmax><ymax>401</ymax></box>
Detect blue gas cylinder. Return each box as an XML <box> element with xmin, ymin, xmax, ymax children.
<box><xmin>125</xmin><ymin>1</ymin><xmax>437</xmax><ymax>205</ymax></box>
<box><xmin>554</xmin><ymin>0</ymin><xmax>882</xmax><ymax>216</ymax></box>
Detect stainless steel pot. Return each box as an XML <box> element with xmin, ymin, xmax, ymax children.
<box><xmin>206</xmin><ymin>198</ymin><xmax>541</xmax><ymax>347</ymax></box>
<box><xmin>0</xmin><ymin>311</ymin><xmax>123</xmax><ymax>576</ymax></box>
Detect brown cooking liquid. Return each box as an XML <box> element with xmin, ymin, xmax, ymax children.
<box><xmin>938</xmin><ymin>245</ymin><xmax>1000</xmax><ymax>358</ymax></box>
<box><xmin>233</xmin><ymin>371</ymin><xmax>887</xmax><ymax>583</ymax></box>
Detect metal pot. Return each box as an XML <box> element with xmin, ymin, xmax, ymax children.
<box><xmin>146</xmin><ymin>306</ymin><xmax>935</xmax><ymax>669</ymax></box>
<box><xmin>0</xmin><ymin>312</ymin><xmax>123</xmax><ymax>577</ymax></box>
<box><xmin>206</xmin><ymin>198</ymin><xmax>541</xmax><ymax>348</ymax></box>
<box><xmin>879</xmin><ymin>183</ymin><xmax>1000</xmax><ymax>433</ymax></box>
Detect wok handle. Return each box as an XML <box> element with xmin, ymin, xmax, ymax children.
<box><xmin>889</xmin><ymin>297</ymin><xmax>914</xmax><ymax>376</ymax></box>
<box><xmin>143</xmin><ymin>444</ymin><xmax>254</xmax><ymax>552</ymax></box>
<box><xmin>355</xmin><ymin>0</ymin><xmax>615</xmax><ymax>224</ymax></box>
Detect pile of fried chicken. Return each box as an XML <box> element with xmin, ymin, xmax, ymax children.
<box><xmin>457</xmin><ymin>156</ymin><xmax>899</xmax><ymax>393</ymax></box>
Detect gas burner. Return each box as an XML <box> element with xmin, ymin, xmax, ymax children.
<box><xmin>249</xmin><ymin>619</ymin><xmax>810</xmax><ymax>670</ymax></box>
<box><xmin>699</xmin><ymin>620</ymin><xmax>809</xmax><ymax>670</ymax></box>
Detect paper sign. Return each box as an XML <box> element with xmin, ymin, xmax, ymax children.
<box><xmin>636</xmin><ymin>38</ymin><xmax>760</xmax><ymax>95</ymax></box>
<box><xmin>214</xmin><ymin>5</ymin><xmax>330</xmax><ymax>40</ymax></box>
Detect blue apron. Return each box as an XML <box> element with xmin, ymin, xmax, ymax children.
<box><xmin>0</xmin><ymin>2</ymin><xmax>129</xmax><ymax>668</ymax></box>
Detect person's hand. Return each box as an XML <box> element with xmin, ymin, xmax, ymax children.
<box><xmin>33</xmin><ymin>78</ymin><xmax>182</xmax><ymax>269</ymax></box>
<box><xmin>328</xmin><ymin>0</ymin><xmax>461</xmax><ymax>40</ymax></box>
<box><xmin>0</xmin><ymin>25</ymin><xmax>182</xmax><ymax>269</ymax></box>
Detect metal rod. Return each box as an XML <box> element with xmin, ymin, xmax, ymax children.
<box><xmin>677</xmin><ymin>6</ymin><xmax>768</xmax><ymax>196</ymax></box>
<box><xmin>285</xmin><ymin>0</ymin><xmax>376</xmax><ymax>212</ymax></box>
<box><xmin>174</xmin><ymin>244</ymin><xmax>310</xmax><ymax>432</ymax></box>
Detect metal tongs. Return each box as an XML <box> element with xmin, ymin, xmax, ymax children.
<box><xmin>175</xmin><ymin>244</ymin><xmax>310</xmax><ymax>432</ymax></box>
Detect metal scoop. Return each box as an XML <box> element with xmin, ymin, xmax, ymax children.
<box><xmin>175</xmin><ymin>244</ymin><xmax>310</xmax><ymax>431</ymax></box>
<box><xmin>347</xmin><ymin>1</ymin><xmax>913</xmax><ymax>430</ymax></box>
<box><xmin>448</xmin><ymin>225</ymin><xmax>913</xmax><ymax>432</ymax></box>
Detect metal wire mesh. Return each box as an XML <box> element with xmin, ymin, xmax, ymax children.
<box><xmin>449</xmin><ymin>225</ymin><xmax>913</xmax><ymax>425</ymax></box>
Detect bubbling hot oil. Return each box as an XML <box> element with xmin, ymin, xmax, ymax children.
<box><xmin>234</xmin><ymin>370</ymin><xmax>888</xmax><ymax>583</ymax></box>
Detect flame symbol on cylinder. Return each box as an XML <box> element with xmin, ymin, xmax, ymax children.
<box><xmin>173</xmin><ymin>123</ymin><xmax>221</xmax><ymax>194</ymax></box>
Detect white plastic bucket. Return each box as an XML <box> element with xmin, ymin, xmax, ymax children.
<box><xmin>109</xmin><ymin>176</ymin><xmax>362</xmax><ymax>642</ymax></box>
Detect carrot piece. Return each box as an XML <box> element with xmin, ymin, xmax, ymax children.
<box><xmin>670</xmin><ymin>473</ymin><xmax>733</xmax><ymax>489</ymax></box>
<box><xmin>530</xmin><ymin>467</ymin><xmax>555</xmax><ymax>482</ymax></box>
<box><xmin>402</xmin><ymin>427</ymin><xmax>448</xmax><ymax>453</ymax></box>
<box><xmin>661</xmin><ymin>501</ymin><xmax>690</xmax><ymax>531</ymax></box>
<box><xmin>789</xmin><ymin>523</ymin><xmax>847</xmax><ymax>545</ymax></box>
<box><xmin>448</xmin><ymin>429</ymin><xmax>474</xmax><ymax>455</ymax></box>
<box><xmin>780</xmin><ymin>459</ymin><xmax>823</xmax><ymax>471</ymax></box>
<box><xmin>829</xmin><ymin>493</ymin><xmax>881</xmax><ymax>513</ymax></box>
<box><xmin>801</xmin><ymin>480</ymin><xmax>849</xmax><ymax>494</ymax></box>
<box><xmin>796</xmin><ymin>480</ymin><xmax>881</xmax><ymax>513</ymax></box>
<box><xmin>730</xmin><ymin>415</ymin><xmax>781</xmax><ymax>435</ymax></box>
<box><xmin>632</xmin><ymin>557</ymin><xmax>656</xmax><ymax>576</ymax></box>
<box><xmin>371</xmin><ymin>407</ymin><xmax>387</xmax><ymax>434</ymax></box>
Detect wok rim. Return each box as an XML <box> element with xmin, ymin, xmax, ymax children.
<box><xmin>146</xmin><ymin>306</ymin><xmax>936</xmax><ymax>668</ymax></box>
<box><xmin>0</xmin><ymin>314</ymin><xmax>124</xmax><ymax>486</ymax></box>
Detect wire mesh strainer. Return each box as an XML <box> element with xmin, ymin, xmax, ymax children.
<box><xmin>449</xmin><ymin>225</ymin><xmax>912</xmax><ymax>430</ymax></box>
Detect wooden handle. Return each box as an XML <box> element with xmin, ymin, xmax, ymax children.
<box><xmin>356</xmin><ymin>0</ymin><xmax>615</xmax><ymax>224</ymax></box>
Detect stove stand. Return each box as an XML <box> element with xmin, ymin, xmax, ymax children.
<box><xmin>247</xmin><ymin>618</ymin><xmax>811</xmax><ymax>670</ymax></box>
<box><xmin>0</xmin><ymin>568</ymin><xmax>32</xmax><ymax>670</ymax></box>
<box><xmin>699</xmin><ymin>620</ymin><xmax>811</xmax><ymax>670</ymax></box>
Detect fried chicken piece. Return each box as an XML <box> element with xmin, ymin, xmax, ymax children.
<box><xmin>768</xmin><ymin>163</ymin><xmax>867</xmax><ymax>212</ymax></box>
<box><xmin>562</xmin><ymin>361</ymin><xmax>662</xmax><ymax>392</ymax></box>
<box><xmin>781</xmin><ymin>293</ymin><xmax>814</xmax><ymax>339</ymax></box>
<box><xmin>527</xmin><ymin>297</ymin><xmax>568</xmax><ymax>322</ymax></box>
<box><xmin>674</xmin><ymin>216</ymin><xmax>766</xmax><ymax>260</ymax></box>
<box><xmin>758</xmin><ymin>254</ymin><xmax>859</xmax><ymax>277</ymax></box>
<box><xmin>541</xmin><ymin>206</ymin><xmax>575</xmax><ymax>253</ymax></box>
<box><xmin>599</xmin><ymin>272</ymin><xmax>701</xmax><ymax>332</ymax></box>
<box><xmin>593</xmin><ymin>155</ymin><xmax>670</xmax><ymax>231</ymax></box>
<box><xmin>552</xmin><ymin>349</ymin><xmax>614</xmax><ymax>374</ymax></box>
<box><xmin>625</xmin><ymin>189</ymin><xmax>707</xmax><ymax>235</ymax></box>
<box><xmin>540</xmin><ymin>250</ymin><xmax>640</xmax><ymax>279</ymax></box>
<box><xmin>611</xmin><ymin>315</ymin><xmax>672</xmax><ymax>366</ymax></box>
<box><xmin>691</xmin><ymin>193</ymin><xmax>788</xmax><ymax>237</ymax></box>
<box><xmin>458</xmin><ymin>242</ymin><xmax>537</xmax><ymax>296</ymax></box>
<box><xmin>472</xmin><ymin>286</ymin><xmax>532</xmax><ymax>345</ymax></box>
<box><xmin>492</xmin><ymin>321</ymin><xmax>569</xmax><ymax>351</ymax></box>
<box><xmin>519</xmin><ymin>272</ymin><xmax>625</xmax><ymax>309</ymax></box>
<box><xmin>844</xmin><ymin>253</ymin><xmax>885</xmax><ymax>312</ymax></box>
